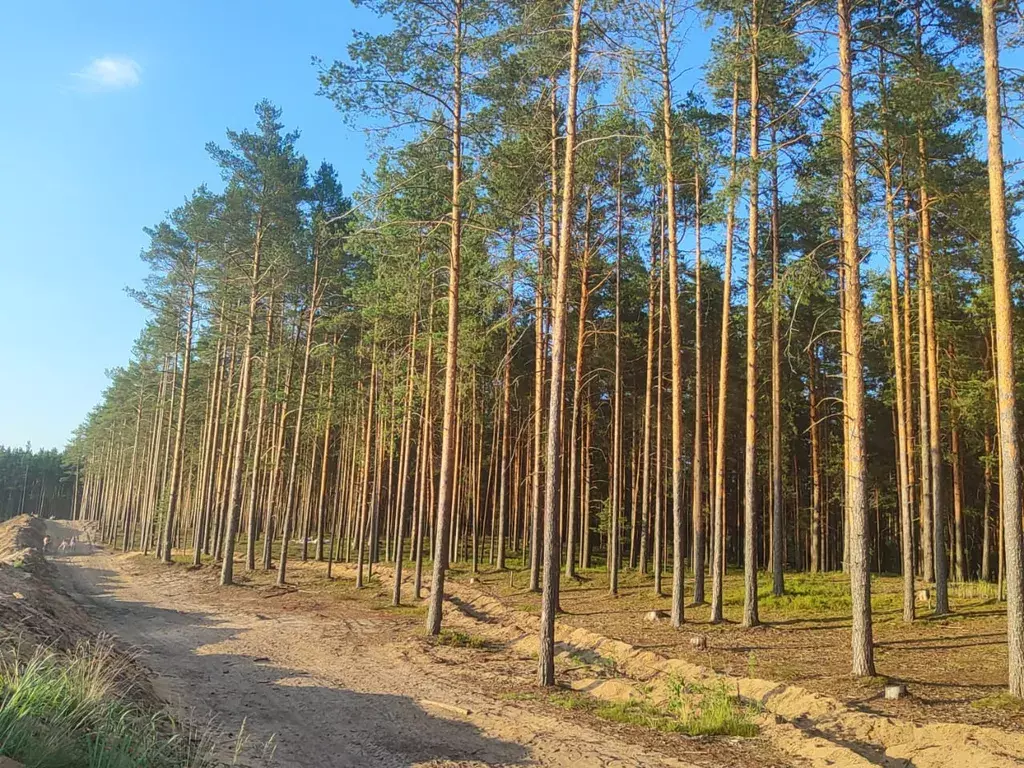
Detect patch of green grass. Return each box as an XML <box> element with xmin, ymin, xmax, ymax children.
<box><xmin>595</xmin><ymin>699</ymin><xmax>690</xmax><ymax>732</ymax></box>
<box><xmin>666</xmin><ymin>678</ymin><xmax>761</xmax><ymax>737</ymax></box>
<box><xmin>0</xmin><ymin>640</ymin><xmax>263</xmax><ymax>768</ymax></box>
<box><xmin>549</xmin><ymin>691</ymin><xmax>597</xmax><ymax>712</ymax></box>
<box><xmin>375</xmin><ymin>602</ymin><xmax>425</xmax><ymax>617</ymax></box>
<box><xmin>971</xmin><ymin>693</ymin><xmax>1024</xmax><ymax>713</ymax></box>
<box><xmin>548</xmin><ymin>680</ymin><xmax>759</xmax><ymax>738</ymax></box>
<box><xmin>434</xmin><ymin>629</ymin><xmax>489</xmax><ymax>649</ymax></box>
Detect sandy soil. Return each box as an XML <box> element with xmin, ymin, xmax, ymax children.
<box><xmin>52</xmin><ymin>545</ymin><xmax>789</xmax><ymax>768</ymax></box>
<box><xmin>464</xmin><ymin>567</ymin><xmax>1024</xmax><ymax>731</ymax></box>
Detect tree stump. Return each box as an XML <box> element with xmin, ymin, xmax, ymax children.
<box><xmin>884</xmin><ymin>683</ymin><xmax>908</xmax><ymax>700</ymax></box>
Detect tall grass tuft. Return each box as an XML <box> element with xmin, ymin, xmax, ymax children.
<box><xmin>0</xmin><ymin>639</ymin><xmax>264</xmax><ymax>768</ymax></box>
<box><xmin>666</xmin><ymin>678</ymin><xmax>760</xmax><ymax>737</ymax></box>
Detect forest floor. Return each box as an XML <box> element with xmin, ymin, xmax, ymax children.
<box><xmin>51</xmin><ymin>539</ymin><xmax>791</xmax><ymax>768</ymax></box>
<box><xmin>458</xmin><ymin>564</ymin><xmax>1022</xmax><ymax>731</ymax></box>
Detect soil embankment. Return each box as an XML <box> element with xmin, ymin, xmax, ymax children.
<box><xmin>0</xmin><ymin>515</ymin><xmax>153</xmax><ymax>696</ymax></box>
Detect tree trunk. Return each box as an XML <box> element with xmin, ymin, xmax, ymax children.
<box><xmin>275</xmin><ymin>261</ymin><xmax>319</xmax><ymax>587</ymax></box>
<box><xmin>162</xmin><ymin>254</ymin><xmax>198</xmax><ymax>563</ymax></box>
<box><xmin>770</xmin><ymin>125</ymin><xmax>783</xmax><ymax>598</ymax></box>
<box><xmin>529</xmin><ymin>202</ymin><xmax>546</xmax><ymax>593</ymax></box>
<box><xmin>809</xmin><ymin>345</ymin><xmax>822</xmax><ymax>572</ymax></box>
<box><xmin>659</xmin><ymin>0</ymin><xmax>686</xmax><ymax>626</ymax></box>
<box><xmin>980</xmin><ymin>0</ymin><xmax>1024</xmax><ymax>695</ymax></box>
<box><xmin>425</xmin><ymin>0</ymin><xmax>464</xmax><ymax>635</ymax></box>
<box><xmin>610</xmin><ymin>170</ymin><xmax>624</xmax><ymax>596</ymax></box>
<box><xmin>539</xmin><ymin>0</ymin><xmax>583</xmax><ymax>686</ymax></box>
<box><xmin>566</xmin><ymin>200</ymin><xmax>591</xmax><ymax>579</ymax></box>
<box><xmin>742</xmin><ymin>6</ymin><xmax>761</xmax><ymax>628</ymax></box>
<box><xmin>883</xmin><ymin>122</ymin><xmax>915</xmax><ymax>622</ymax></box>
<box><xmin>393</xmin><ymin>313</ymin><xmax>418</xmax><ymax>605</ymax></box>
<box><xmin>497</xmin><ymin>268</ymin><xmax>514</xmax><ymax>571</ymax></box>
<box><xmin>710</xmin><ymin>58</ymin><xmax>741</xmax><ymax>624</ymax></box>
<box><xmin>246</xmin><ymin>294</ymin><xmax>274</xmax><ymax>570</ymax></box>
<box><xmin>220</xmin><ymin>226</ymin><xmax>263</xmax><ymax>586</ymax></box>
<box><xmin>641</xmin><ymin>201</ymin><xmax>658</xmax><ymax>580</ymax></box>
<box><xmin>315</xmin><ymin>339</ymin><xmax>338</xmax><ymax>562</ymax></box>
<box><xmin>837</xmin><ymin>0</ymin><xmax>875</xmax><ymax>675</ymax></box>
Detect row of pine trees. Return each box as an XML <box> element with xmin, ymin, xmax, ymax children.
<box><xmin>66</xmin><ymin>0</ymin><xmax>1024</xmax><ymax>693</ymax></box>
<box><xmin>0</xmin><ymin>446</ymin><xmax>76</xmax><ymax>520</ymax></box>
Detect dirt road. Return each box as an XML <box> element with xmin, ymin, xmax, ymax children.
<box><xmin>53</xmin><ymin>548</ymin><xmax>781</xmax><ymax>768</ymax></box>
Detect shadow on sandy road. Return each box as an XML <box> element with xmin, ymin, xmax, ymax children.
<box><xmin>57</xmin><ymin>555</ymin><xmax>531</xmax><ymax>768</ymax></box>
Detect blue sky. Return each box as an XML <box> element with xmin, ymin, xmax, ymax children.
<box><xmin>0</xmin><ymin>1</ymin><xmax>384</xmax><ymax>450</ymax></box>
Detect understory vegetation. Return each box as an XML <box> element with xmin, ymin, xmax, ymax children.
<box><xmin>549</xmin><ymin>677</ymin><xmax>759</xmax><ymax>737</ymax></box>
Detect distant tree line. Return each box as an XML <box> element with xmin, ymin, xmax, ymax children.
<box><xmin>0</xmin><ymin>446</ymin><xmax>77</xmax><ymax>520</ymax></box>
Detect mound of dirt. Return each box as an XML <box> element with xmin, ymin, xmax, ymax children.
<box><xmin>0</xmin><ymin>515</ymin><xmax>45</xmax><ymax>556</ymax></box>
<box><xmin>0</xmin><ymin>516</ymin><xmax>154</xmax><ymax>702</ymax></box>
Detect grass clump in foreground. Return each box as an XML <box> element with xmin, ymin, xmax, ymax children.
<box><xmin>548</xmin><ymin>678</ymin><xmax>759</xmax><ymax>738</ymax></box>
<box><xmin>666</xmin><ymin>678</ymin><xmax>760</xmax><ymax>737</ymax></box>
<box><xmin>0</xmin><ymin>639</ymin><xmax>260</xmax><ymax>768</ymax></box>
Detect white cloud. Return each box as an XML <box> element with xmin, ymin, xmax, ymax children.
<box><xmin>74</xmin><ymin>56</ymin><xmax>141</xmax><ymax>91</ymax></box>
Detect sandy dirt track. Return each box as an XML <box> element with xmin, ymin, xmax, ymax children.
<box><xmin>52</xmin><ymin>547</ymin><xmax>785</xmax><ymax>768</ymax></box>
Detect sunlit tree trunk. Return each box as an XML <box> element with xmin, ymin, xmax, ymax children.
<box><xmin>425</xmin><ymin>0</ymin><xmax>465</xmax><ymax>635</ymax></box>
<box><xmin>640</xmin><ymin>202</ymin><xmax>658</xmax><ymax>580</ymax></box>
<box><xmin>539</xmin><ymin>0</ymin><xmax>583</xmax><ymax>686</ymax></box>
<box><xmin>263</xmin><ymin>317</ymin><xmax>300</xmax><ymax>571</ymax></box>
<box><xmin>742</xmin><ymin>5</ymin><xmax>761</xmax><ymax>628</ymax></box>
<box><xmin>246</xmin><ymin>294</ymin><xmax>274</xmax><ymax>570</ymax></box>
<box><xmin>415</xmin><ymin>296</ymin><xmax>435</xmax><ymax>598</ymax></box>
<box><xmin>497</xmin><ymin>269</ymin><xmax>514</xmax><ymax>571</ymax></box>
<box><xmin>980</xmin><ymin>0</ymin><xmax>1024</xmax><ymax>695</ymax></box>
<box><xmin>610</xmin><ymin>172</ymin><xmax>624</xmax><ymax>595</ymax></box>
<box><xmin>566</xmin><ymin>198</ymin><xmax>591</xmax><ymax>579</ymax></box>
<box><xmin>357</xmin><ymin>341</ymin><xmax>378</xmax><ymax>588</ymax></box>
<box><xmin>769</xmin><ymin>126</ymin><xmax>783</xmax><ymax>598</ymax></box>
<box><xmin>220</xmin><ymin>220</ymin><xmax>264</xmax><ymax>586</ymax></box>
<box><xmin>276</xmin><ymin>260</ymin><xmax>319</xmax><ymax>587</ymax></box>
<box><xmin>917</xmin><ymin>245</ymin><xmax>933</xmax><ymax>582</ymax></box>
<box><xmin>883</xmin><ymin>126</ymin><xmax>915</xmax><ymax>623</ymax></box>
<box><xmin>393</xmin><ymin>313</ymin><xmax>418</xmax><ymax>605</ymax></box>
<box><xmin>658</xmin><ymin>0</ymin><xmax>685</xmax><ymax>626</ymax></box>
<box><xmin>837</xmin><ymin>0</ymin><xmax>875</xmax><ymax>675</ymax></box>
<box><xmin>315</xmin><ymin>338</ymin><xmax>338</xmax><ymax>562</ymax></box>
<box><xmin>710</xmin><ymin>60</ymin><xmax>740</xmax><ymax>624</ymax></box>
<box><xmin>162</xmin><ymin>250</ymin><xmax>199</xmax><ymax>563</ymax></box>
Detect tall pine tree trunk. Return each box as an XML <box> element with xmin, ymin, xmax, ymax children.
<box><xmin>837</xmin><ymin>0</ymin><xmax>875</xmax><ymax>675</ymax></box>
<box><xmin>425</xmin><ymin>0</ymin><xmax>464</xmax><ymax>634</ymax></box>
<box><xmin>980</xmin><ymin>0</ymin><xmax>1024</xmax><ymax>695</ymax></box>
<box><xmin>659</xmin><ymin>0</ymin><xmax>686</xmax><ymax>626</ymax></box>
<box><xmin>539</xmin><ymin>0</ymin><xmax>583</xmax><ymax>686</ymax></box>
<box><xmin>277</xmin><ymin>267</ymin><xmax>319</xmax><ymax>587</ymax></box>
<box><xmin>220</xmin><ymin>226</ymin><xmax>263</xmax><ymax>586</ymax></box>
<box><xmin>742</xmin><ymin>6</ymin><xmax>761</xmax><ymax>628</ymax></box>
<box><xmin>711</xmin><ymin>59</ymin><xmax>741</xmax><ymax>624</ymax></box>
